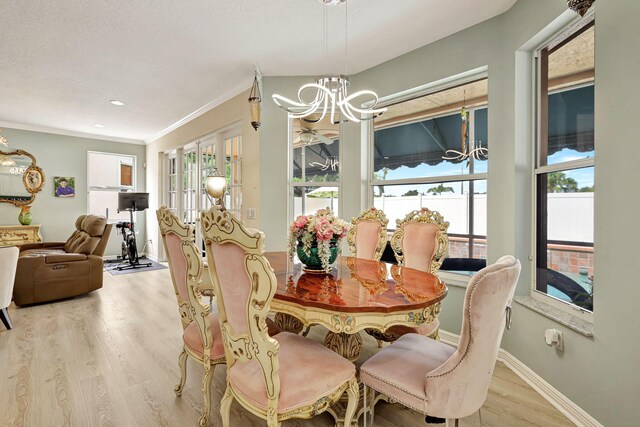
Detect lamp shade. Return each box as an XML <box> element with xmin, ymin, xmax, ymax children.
<box><xmin>206</xmin><ymin>175</ymin><xmax>227</xmax><ymax>199</ymax></box>
<box><xmin>249</xmin><ymin>75</ymin><xmax>261</xmax><ymax>130</ymax></box>
<box><xmin>249</xmin><ymin>98</ymin><xmax>261</xmax><ymax>130</ymax></box>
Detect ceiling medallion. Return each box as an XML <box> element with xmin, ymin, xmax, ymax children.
<box><xmin>567</xmin><ymin>0</ymin><xmax>595</xmax><ymax>16</ymax></box>
<box><xmin>272</xmin><ymin>0</ymin><xmax>387</xmax><ymax>124</ymax></box>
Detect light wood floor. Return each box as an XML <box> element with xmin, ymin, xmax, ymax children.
<box><xmin>0</xmin><ymin>268</ymin><xmax>575</xmax><ymax>427</ymax></box>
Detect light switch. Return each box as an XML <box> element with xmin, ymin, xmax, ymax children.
<box><xmin>246</xmin><ymin>208</ymin><xmax>256</xmax><ymax>220</ymax></box>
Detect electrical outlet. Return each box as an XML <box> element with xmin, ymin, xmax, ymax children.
<box><xmin>246</xmin><ymin>208</ymin><xmax>256</xmax><ymax>220</ymax></box>
<box><xmin>544</xmin><ymin>328</ymin><xmax>563</xmax><ymax>351</ymax></box>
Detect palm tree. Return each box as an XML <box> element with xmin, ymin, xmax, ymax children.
<box><xmin>427</xmin><ymin>184</ymin><xmax>454</xmax><ymax>195</ymax></box>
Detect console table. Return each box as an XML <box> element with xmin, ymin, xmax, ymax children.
<box><xmin>0</xmin><ymin>224</ymin><xmax>42</xmax><ymax>246</ymax></box>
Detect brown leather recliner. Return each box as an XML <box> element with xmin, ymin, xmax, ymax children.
<box><xmin>13</xmin><ymin>215</ymin><xmax>112</xmax><ymax>306</ymax></box>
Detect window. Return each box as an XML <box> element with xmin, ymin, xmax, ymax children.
<box><xmin>182</xmin><ymin>148</ymin><xmax>198</xmax><ymax>224</ymax></box>
<box><xmin>535</xmin><ymin>17</ymin><xmax>594</xmax><ymax>312</ymax></box>
<box><xmin>87</xmin><ymin>151</ymin><xmax>136</xmax><ymax>222</ymax></box>
<box><xmin>199</xmin><ymin>141</ymin><xmax>216</xmax><ymax>212</ymax></box>
<box><xmin>291</xmin><ymin>114</ymin><xmax>340</xmax><ymax>218</ymax></box>
<box><xmin>166</xmin><ymin>155</ymin><xmax>177</xmax><ymax>211</ymax></box>
<box><xmin>224</xmin><ymin>135</ymin><xmax>242</xmax><ymax>219</ymax></box>
<box><xmin>370</xmin><ymin>77</ymin><xmax>488</xmax><ymax>264</ymax></box>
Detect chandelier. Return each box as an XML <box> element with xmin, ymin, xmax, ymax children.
<box><xmin>272</xmin><ymin>0</ymin><xmax>387</xmax><ymax>124</ymax></box>
<box><xmin>442</xmin><ymin>106</ymin><xmax>488</xmax><ymax>162</ymax></box>
<box><xmin>309</xmin><ymin>155</ymin><xmax>340</xmax><ymax>172</ymax></box>
<box><xmin>442</xmin><ymin>88</ymin><xmax>488</xmax><ymax>163</ymax></box>
<box><xmin>567</xmin><ymin>0</ymin><xmax>595</xmax><ymax>16</ymax></box>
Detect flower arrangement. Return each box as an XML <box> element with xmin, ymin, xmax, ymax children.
<box><xmin>288</xmin><ymin>209</ymin><xmax>350</xmax><ymax>271</ymax></box>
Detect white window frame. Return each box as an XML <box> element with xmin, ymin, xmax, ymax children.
<box><xmin>164</xmin><ymin>152</ymin><xmax>178</xmax><ymax>211</ymax></box>
<box><xmin>288</xmin><ymin>116</ymin><xmax>342</xmax><ymax>223</ymax></box>
<box><xmin>531</xmin><ymin>11</ymin><xmax>595</xmax><ymax>320</ymax></box>
<box><xmin>365</xmin><ymin>69</ymin><xmax>489</xmax><ymax>267</ymax></box>
<box><xmin>182</xmin><ymin>144</ymin><xmax>199</xmax><ymax>225</ymax></box>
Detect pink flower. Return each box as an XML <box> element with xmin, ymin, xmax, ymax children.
<box><xmin>314</xmin><ymin>218</ymin><xmax>334</xmax><ymax>241</ymax></box>
<box><xmin>293</xmin><ymin>215</ymin><xmax>308</xmax><ymax>229</ymax></box>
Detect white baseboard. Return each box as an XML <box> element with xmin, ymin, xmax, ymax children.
<box><xmin>438</xmin><ymin>330</ymin><xmax>602</xmax><ymax>427</ymax></box>
<box><xmin>144</xmin><ymin>253</ymin><xmax>159</xmax><ymax>262</ymax></box>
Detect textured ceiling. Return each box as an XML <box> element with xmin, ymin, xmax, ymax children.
<box><xmin>0</xmin><ymin>0</ymin><xmax>516</xmax><ymax>143</ymax></box>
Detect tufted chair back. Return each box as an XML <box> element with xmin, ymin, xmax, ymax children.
<box><xmin>63</xmin><ymin>214</ymin><xmax>110</xmax><ymax>256</ymax></box>
<box><xmin>423</xmin><ymin>256</ymin><xmax>521</xmax><ymax>418</ymax></box>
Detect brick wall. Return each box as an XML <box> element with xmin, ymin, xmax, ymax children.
<box><xmin>547</xmin><ymin>245</ymin><xmax>594</xmax><ymax>276</ymax></box>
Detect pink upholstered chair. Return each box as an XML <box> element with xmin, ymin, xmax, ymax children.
<box><xmin>360</xmin><ymin>256</ymin><xmax>521</xmax><ymax>426</ymax></box>
<box><xmin>200</xmin><ymin>207</ymin><xmax>359</xmax><ymax>427</ymax></box>
<box><xmin>347</xmin><ymin>207</ymin><xmax>389</xmax><ymax>261</ymax></box>
<box><xmin>367</xmin><ymin>208</ymin><xmax>449</xmax><ymax>345</ymax></box>
<box><xmin>1</xmin><ymin>245</ymin><xmax>19</xmax><ymax>330</ymax></box>
<box><xmin>157</xmin><ymin>206</ymin><xmax>226</xmax><ymax>426</ymax></box>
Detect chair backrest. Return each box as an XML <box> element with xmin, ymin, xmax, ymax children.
<box><xmin>200</xmin><ymin>207</ymin><xmax>281</xmax><ymax>414</ymax></box>
<box><xmin>423</xmin><ymin>255</ymin><xmax>521</xmax><ymax>419</ymax></box>
<box><xmin>390</xmin><ymin>208</ymin><xmax>449</xmax><ymax>273</ymax></box>
<box><xmin>63</xmin><ymin>214</ymin><xmax>112</xmax><ymax>256</ymax></box>
<box><xmin>347</xmin><ymin>207</ymin><xmax>389</xmax><ymax>261</ymax></box>
<box><xmin>156</xmin><ymin>206</ymin><xmax>212</xmax><ymax>345</ymax></box>
<box><xmin>0</xmin><ymin>246</ymin><xmax>19</xmax><ymax>308</ymax></box>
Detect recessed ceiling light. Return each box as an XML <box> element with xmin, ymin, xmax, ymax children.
<box><xmin>110</xmin><ymin>100</ymin><xmax>125</xmax><ymax>106</ymax></box>
<box><xmin>94</xmin><ymin>123</ymin><xmax>105</xmax><ymax>128</ymax></box>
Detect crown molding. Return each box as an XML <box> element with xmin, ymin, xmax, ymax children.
<box><xmin>0</xmin><ymin>120</ymin><xmax>145</xmax><ymax>145</ymax></box>
<box><xmin>145</xmin><ymin>78</ymin><xmax>254</xmax><ymax>145</ymax></box>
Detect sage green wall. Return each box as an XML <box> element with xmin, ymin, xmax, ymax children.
<box><xmin>0</xmin><ymin>128</ymin><xmax>146</xmax><ymax>256</ymax></box>
<box><xmin>260</xmin><ymin>0</ymin><xmax>639</xmax><ymax>425</ymax></box>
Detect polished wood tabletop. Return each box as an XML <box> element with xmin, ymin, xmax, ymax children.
<box><xmin>265</xmin><ymin>252</ymin><xmax>447</xmax><ymax>314</ymax></box>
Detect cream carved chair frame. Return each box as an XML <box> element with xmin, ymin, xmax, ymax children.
<box><xmin>390</xmin><ymin>207</ymin><xmax>450</xmax><ymax>273</ymax></box>
<box><xmin>367</xmin><ymin>208</ymin><xmax>449</xmax><ymax>346</ymax></box>
<box><xmin>200</xmin><ymin>207</ymin><xmax>358</xmax><ymax>427</ymax></box>
<box><xmin>156</xmin><ymin>206</ymin><xmax>225</xmax><ymax>427</ymax></box>
<box><xmin>347</xmin><ymin>207</ymin><xmax>389</xmax><ymax>261</ymax></box>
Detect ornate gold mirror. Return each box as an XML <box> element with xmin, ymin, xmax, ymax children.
<box><xmin>0</xmin><ymin>149</ymin><xmax>45</xmax><ymax>206</ymax></box>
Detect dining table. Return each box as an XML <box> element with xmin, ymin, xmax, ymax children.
<box><xmin>266</xmin><ymin>252</ymin><xmax>447</xmax><ymax>356</ymax></box>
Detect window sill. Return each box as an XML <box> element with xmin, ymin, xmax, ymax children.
<box><xmin>438</xmin><ymin>271</ymin><xmax>473</xmax><ymax>289</ymax></box>
<box><xmin>513</xmin><ymin>296</ymin><xmax>593</xmax><ymax>337</ymax></box>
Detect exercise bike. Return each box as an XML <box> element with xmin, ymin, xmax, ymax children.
<box><xmin>116</xmin><ymin>221</ymin><xmax>140</xmax><ymax>265</ymax></box>
<box><xmin>115</xmin><ymin>192</ymin><xmax>152</xmax><ymax>271</ymax></box>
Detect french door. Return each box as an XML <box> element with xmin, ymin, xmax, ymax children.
<box><xmin>165</xmin><ymin>132</ymin><xmax>241</xmax><ymax>252</ymax></box>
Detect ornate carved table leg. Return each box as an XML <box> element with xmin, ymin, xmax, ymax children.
<box><xmin>323</xmin><ymin>331</ymin><xmax>363</xmax><ymax>362</ymax></box>
<box><xmin>323</xmin><ymin>331</ymin><xmax>363</xmax><ymax>427</ymax></box>
<box><xmin>274</xmin><ymin>312</ymin><xmax>304</xmax><ymax>334</ymax></box>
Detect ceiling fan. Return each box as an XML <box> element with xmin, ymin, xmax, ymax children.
<box><xmin>293</xmin><ymin>118</ymin><xmax>338</xmax><ymax>147</ymax></box>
